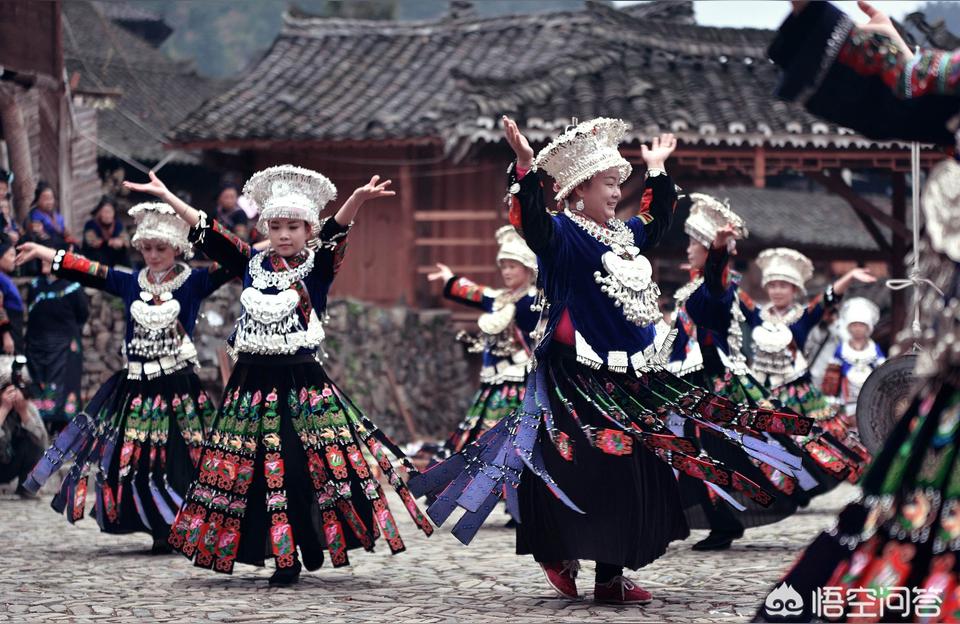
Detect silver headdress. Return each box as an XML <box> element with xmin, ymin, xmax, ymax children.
<box><xmin>130</xmin><ymin>202</ymin><xmax>193</xmax><ymax>259</ymax></box>
<box><xmin>685</xmin><ymin>193</ymin><xmax>748</xmax><ymax>248</ymax></box>
<box><xmin>757</xmin><ymin>247</ymin><xmax>814</xmax><ymax>291</ymax></box>
<box><xmin>534</xmin><ymin>118</ymin><xmax>633</xmax><ymax>201</ymax></box>
<box><xmin>243</xmin><ymin>165</ymin><xmax>337</xmax><ymax>234</ymax></box>
<box><xmin>494</xmin><ymin>225</ymin><xmax>537</xmax><ymax>275</ymax></box>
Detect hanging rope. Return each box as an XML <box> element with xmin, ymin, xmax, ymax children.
<box><xmin>885</xmin><ymin>141</ymin><xmax>942</xmax><ymax>351</ymax></box>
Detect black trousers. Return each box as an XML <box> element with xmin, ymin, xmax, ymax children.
<box><xmin>0</xmin><ymin>432</ymin><xmax>43</xmax><ymax>487</ymax></box>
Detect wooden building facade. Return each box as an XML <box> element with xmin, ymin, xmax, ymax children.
<box><xmin>168</xmin><ymin>0</ymin><xmax>942</xmax><ymax>330</ymax></box>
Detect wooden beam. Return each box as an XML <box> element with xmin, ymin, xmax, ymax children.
<box><xmin>416</xmin><ymin>264</ymin><xmax>495</xmax><ymax>274</ymax></box>
<box><xmin>414</xmin><ymin>210</ymin><xmax>500</xmax><ymax>221</ymax></box>
<box><xmin>415</xmin><ymin>237</ymin><xmax>498</xmax><ymax>246</ymax></box>
<box><xmin>806</xmin><ymin>171</ymin><xmax>912</xmax><ymax>241</ymax></box>
<box><xmin>0</xmin><ymin>82</ymin><xmax>35</xmax><ymax>221</ymax></box>
<box><xmin>398</xmin><ymin>162</ymin><xmax>417</xmax><ymax>306</ymax></box>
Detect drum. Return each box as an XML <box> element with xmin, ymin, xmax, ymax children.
<box><xmin>855</xmin><ymin>353</ymin><xmax>921</xmax><ymax>454</ymax></box>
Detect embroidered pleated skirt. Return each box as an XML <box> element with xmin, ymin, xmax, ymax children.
<box><xmin>757</xmin><ymin>377</ymin><xmax>960</xmax><ymax>622</ymax></box>
<box><xmin>516</xmin><ymin>348</ymin><xmax>691</xmax><ymax>568</ymax></box>
<box><xmin>168</xmin><ymin>353</ymin><xmax>433</xmax><ymax>575</ymax></box>
<box><xmin>436</xmin><ymin>380</ymin><xmax>525</xmax><ymax>460</ymax></box>
<box><xmin>25</xmin><ymin>367</ymin><xmax>214</xmax><ymax>540</ymax></box>
<box><xmin>770</xmin><ymin>372</ymin><xmax>871</xmax><ymax>490</ymax></box>
<box><xmin>678</xmin><ymin>369</ymin><xmax>812</xmax><ymax>531</ymax></box>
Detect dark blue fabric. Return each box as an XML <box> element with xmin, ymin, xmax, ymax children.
<box><xmin>770</xmin><ymin>0</ymin><xmax>957</xmax><ymax>145</ymax></box>
<box><xmin>94</xmin><ymin>267</ymin><xmax>230</xmax><ymax>361</ymax></box>
<box><xmin>740</xmin><ymin>297</ymin><xmax>825</xmax><ymax>352</ymax></box>
<box><xmin>0</xmin><ymin>272</ymin><xmax>24</xmax><ymax>312</ymax></box>
<box><xmin>513</xmin><ymin>168</ymin><xmax>676</xmax><ymax>363</ymax></box>
<box><xmin>28</xmin><ymin>208</ymin><xmax>65</xmax><ymax>237</ymax></box>
<box><xmin>833</xmin><ymin>341</ymin><xmax>886</xmax><ymax>377</ymax></box>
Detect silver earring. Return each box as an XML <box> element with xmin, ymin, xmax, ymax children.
<box><xmin>574</xmin><ymin>199</ymin><xmax>585</xmax><ymax>212</ymax></box>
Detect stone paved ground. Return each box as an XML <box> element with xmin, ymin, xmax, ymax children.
<box><xmin>0</xmin><ymin>483</ymin><xmax>859</xmax><ymax>623</ymax></box>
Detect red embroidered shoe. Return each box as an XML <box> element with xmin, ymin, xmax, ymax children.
<box><xmin>594</xmin><ymin>576</ymin><xmax>653</xmax><ymax>605</ymax></box>
<box><xmin>539</xmin><ymin>560</ymin><xmax>581</xmax><ymax>599</ymax></box>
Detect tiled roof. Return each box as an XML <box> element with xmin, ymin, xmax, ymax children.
<box><xmin>171</xmin><ymin>0</ymin><xmax>898</xmax><ymax>152</ymax></box>
<box><xmin>686</xmin><ymin>185</ymin><xmax>896</xmax><ymax>252</ymax></box>
<box><xmin>62</xmin><ymin>1</ymin><xmax>219</xmax><ymax>162</ymax></box>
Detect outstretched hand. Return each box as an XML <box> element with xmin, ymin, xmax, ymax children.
<box><xmin>15</xmin><ymin>242</ymin><xmax>52</xmax><ymax>267</ymax></box>
<box><xmin>834</xmin><ymin>266</ymin><xmax>877</xmax><ymax>295</ymax></box>
<box><xmin>427</xmin><ymin>263</ymin><xmax>454</xmax><ymax>283</ymax></box>
<box><xmin>856</xmin><ymin>0</ymin><xmax>913</xmax><ymax>58</ymax></box>
<box><xmin>352</xmin><ymin>175</ymin><xmax>395</xmax><ymax>203</ymax></box>
<box><xmin>122</xmin><ymin>170</ymin><xmax>170</xmax><ymax>199</ymax></box>
<box><xmin>502</xmin><ymin>116</ymin><xmax>535</xmax><ymax>169</ymax></box>
<box><xmin>640</xmin><ymin>133</ymin><xmax>677</xmax><ymax>169</ymax></box>
<box><xmin>856</xmin><ymin>1</ymin><xmax>897</xmax><ymax>39</ymax></box>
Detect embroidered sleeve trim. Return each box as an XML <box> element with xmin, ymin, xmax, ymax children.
<box><xmin>211</xmin><ymin>219</ymin><xmax>251</xmax><ymax>256</ymax></box>
<box><xmin>60</xmin><ymin>252</ymin><xmax>108</xmax><ymax>279</ymax></box>
<box><xmin>447</xmin><ymin>277</ymin><xmax>485</xmax><ymax>303</ymax></box>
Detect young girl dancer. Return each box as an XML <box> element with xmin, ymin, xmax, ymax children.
<box><xmin>125</xmin><ymin>166</ymin><xmax>433</xmax><ymax>585</ymax></box>
<box><xmin>426</xmin><ymin>225</ymin><xmax>540</xmax><ymax>461</ymax></box>
<box><xmin>21</xmin><ymin>202</ymin><xmax>228</xmax><ymax>553</ymax></box>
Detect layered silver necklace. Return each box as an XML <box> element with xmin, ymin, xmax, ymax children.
<box><xmin>138</xmin><ymin>263</ymin><xmax>190</xmax><ymax>301</ymax></box>
<box><xmin>563</xmin><ymin>209</ymin><xmax>661</xmax><ymax>327</ymax></box>
<box><xmin>249</xmin><ymin>249</ymin><xmax>315</xmax><ymax>290</ymax></box>
<box><xmin>564</xmin><ymin>209</ymin><xmax>635</xmax><ymax>256</ymax></box>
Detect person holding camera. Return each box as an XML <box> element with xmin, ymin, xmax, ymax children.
<box><xmin>0</xmin><ymin>355</ymin><xmax>47</xmax><ymax>497</ymax></box>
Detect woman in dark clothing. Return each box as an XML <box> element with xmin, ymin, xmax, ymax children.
<box><xmin>26</xmin><ymin>245</ymin><xmax>88</xmax><ymax>431</ymax></box>
<box><xmin>413</xmin><ymin>117</ymin><xmax>808</xmax><ymax>605</ymax></box>
<box><xmin>82</xmin><ymin>196</ymin><xmax>131</xmax><ymax>266</ymax></box>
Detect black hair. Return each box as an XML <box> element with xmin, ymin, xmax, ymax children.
<box><xmin>91</xmin><ymin>195</ymin><xmax>116</xmax><ymax>216</ymax></box>
<box><xmin>32</xmin><ymin>180</ymin><xmax>54</xmax><ymax>207</ymax></box>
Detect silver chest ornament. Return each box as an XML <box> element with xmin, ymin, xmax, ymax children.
<box><xmin>842</xmin><ymin>342</ymin><xmax>880</xmax><ymax>390</ymax></box>
<box><xmin>847</xmin><ymin>361</ymin><xmax>874</xmax><ymax>390</ymax></box>
<box><xmin>750</xmin><ymin>305</ymin><xmax>803</xmax><ymax>377</ymax></box>
<box><xmin>564</xmin><ymin>209</ymin><xmax>661</xmax><ymax>327</ymax></box>
<box><xmin>129</xmin><ymin>297</ymin><xmax>183</xmax><ymax>360</ymax></box>
<box><xmin>233</xmin><ymin>252</ymin><xmax>325</xmax><ymax>355</ymax></box>
<box><xmin>477</xmin><ymin>302</ymin><xmax>516</xmax><ymax>336</ymax></box>
<box><xmin>595</xmin><ymin>244</ymin><xmax>661</xmax><ymax>327</ymax></box>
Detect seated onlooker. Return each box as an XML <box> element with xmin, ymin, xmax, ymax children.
<box><xmin>26</xmin><ymin>181</ymin><xmax>72</xmax><ymax>248</ymax></box>
<box><xmin>82</xmin><ymin>196</ymin><xmax>130</xmax><ymax>266</ymax></box>
<box><xmin>0</xmin><ymin>197</ymin><xmax>20</xmax><ymax>246</ymax></box>
<box><xmin>0</xmin><ymin>356</ymin><xmax>48</xmax><ymax>497</ymax></box>
<box><xmin>0</xmin><ymin>234</ymin><xmax>24</xmax><ymax>353</ymax></box>
<box><xmin>214</xmin><ymin>183</ymin><xmax>249</xmax><ymax>240</ymax></box>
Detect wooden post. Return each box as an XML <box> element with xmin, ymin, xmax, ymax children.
<box><xmin>753</xmin><ymin>145</ymin><xmax>766</xmax><ymax>188</ymax></box>
<box><xmin>891</xmin><ymin>172</ymin><xmax>907</xmax><ymax>335</ymax></box>
<box><xmin>0</xmin><ymin>82</ymin><xmax>35</xmax><ymax>220</ymax></box>
<box><xmin>398</xmin><ymin>157</ymin><xmax>417</xmax><ymax>305</ymax></box>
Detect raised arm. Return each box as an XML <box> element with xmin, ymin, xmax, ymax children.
<box><xmin>331</xmin><ymin>175</ymin><xmax>394</xmax><ymax>227</ymax></box>
<box><xmin>124</xmin><ymin>171</ymin><xmax>250</xmax><ymax>275</ymax></box>
<box><xmin>626</xmin><ymin>134</ymin><xmax>678</xmax><ymax>250</ymax></box>
<box><xmin>16</xmin><ymin>242</ymin><xmax>127</xmax><ymax>296</ymax></box>
<box><xmin>503</xmin><ymin>116</ymin><xmax>555</xmax><ymax>256</ymax></box>
<box><xmin>801</xmin><ymin>266</ymin><xmax>876</xmax><ymax>328</ymax></box>
<box><xmin>428</xmin><ymin>263</ymin><xmax>495</xmax><ymax>312</ymax></box>
<box><xmin>309</xmin><ymin>176</ymin><xmax>391</xmax><ymax>284</ymax></box>
<box><xmin>685</xmin><ymin>243</ymin><xmax>737</xmax><ymax>332</ymax></box>
<box><xmin>124</xmin><ymin>171</ymin><xmax>202</xmax><ymax>227</ymax></box>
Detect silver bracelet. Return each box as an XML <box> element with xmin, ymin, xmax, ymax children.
<box><xmin>646</xmin><ymin>168</ymin><xmax>667</xmax><ymax>177</ymax></box>
<box><xmin>52</xmin><ymin>249</ymin><xmax>66</xmax><ymax>271</ymax></box>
